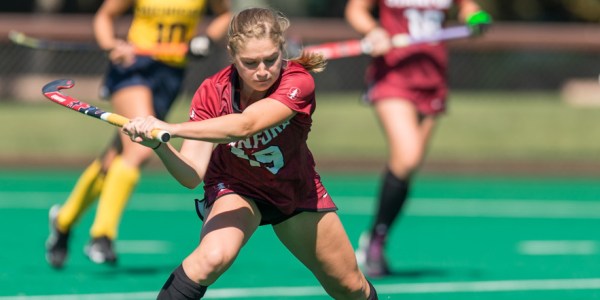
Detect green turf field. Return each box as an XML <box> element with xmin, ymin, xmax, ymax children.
<box><xmin>2</xmin><ymin>90</ymin><xmax>600</xmax><ymax>299</ymax></box>
<box><xmin>2</xmin><ymin>170</ymin><xmax>600</xmax><ymax>299</ymax></box>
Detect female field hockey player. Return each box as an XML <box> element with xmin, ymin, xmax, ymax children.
<box><xmin>45</xmin><ymin>0</ymin><xmax>231</xmax><ymax>268</ymax></box>
<box><xmin>345</xmin><ymin>0</ymin><xmax>491</xmax><ymax>277</ymax></box>
<box><xmin>123</xmin><ymin>7</ymin><xmax>379</xmax><ymax>300</ymax></box>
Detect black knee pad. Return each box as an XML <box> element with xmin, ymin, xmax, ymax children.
<box><xmin>367</xmin><ymin>280</ymin><xmax>378</xmax><ymax>300</ymax></box>
<box><xmin>157</xmin><ymin>265</ymin><xmax>207</xmax><ymax>300</ymax></box>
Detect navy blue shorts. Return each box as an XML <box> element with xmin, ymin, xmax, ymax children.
<box><xmin>100</xmin><ymin>56</ymin><xmax>185</xmax><ymax>120</ymax></box>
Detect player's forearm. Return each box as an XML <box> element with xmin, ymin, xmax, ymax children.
<box><xmin>154</xmin><ymin>143</ymin><xmax>204</xmax><ymax>189</ymax></box>
<box><xmin>94</xmin><ymin>0</ymin><xmax>134</xmax><ymax>50</ymax></box>
<box><xmin>171</xmin><ymin>114</ymin><xmax>256</xmax><ymax>144</ymax></box>
<box><xmin>205</xmin><ymin>14</ymin><xmax>232</xmax><ymax>42</ymax></box>
<box><xmin>93</xmin><ymin>12</ymin><xmax>117</xmax><ymax>50</ymax></box>
<box><xmin>206</xmin><ymin>1</ymin><xmax>232</xmax><ymax>42</ymax></box>
<box><xmin>345</xmin><ymin>0</ymin><xmax>379</xmax><ymax>35</ymax></box>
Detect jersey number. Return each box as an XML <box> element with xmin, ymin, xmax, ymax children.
<box><xmin>157</xmin><ymin>23</ymin><xmax>188</xmax><ymax>44</ymax></box>
<box><xmin>230</xmin><ymin>146</ymin><xmax>285</xmax><ymax>175</ymax></box>
<box><xmin>404</xmin><ymin>9</ymin><xmax>445</xmax><ymax>39</ymax></box>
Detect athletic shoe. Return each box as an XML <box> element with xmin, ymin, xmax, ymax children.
<box><xmin>45</xmin><ymin>205</ymin><xmax>70</xmax><ymax>269</ymax></box>
<box><xmin>84</xmin><ymin>236</ymin><xmax>117</xmax><ymax>265</ymax></box>
<box><xmin>356</xmin><ymin>232</ymin><xmax>391</xmax><ymax>278</ymax></box>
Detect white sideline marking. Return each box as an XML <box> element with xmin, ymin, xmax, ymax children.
<box><xmin>4</xmin><ymin>278</ymin><xmax>600</xmax><ymax>299</ymax></box>
<box><xmin>116</xmin><ymin>240</ymin><xmax>171</xmax><ymax>254</ymax></box>
<box><xmin>518</xmin><ymin>240</ymin><xmax>598</xmax><ymax>255</ymax></box>
<box><xmin>2</xmin><ymin>192</ymin><xmax>600</xmax><ymax>219</ymax></box>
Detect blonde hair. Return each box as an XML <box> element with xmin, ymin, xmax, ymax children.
<box><xmin>227</xmin><ymin>7</ymin><xmax>326</xmax><ymax>73</ymax></box>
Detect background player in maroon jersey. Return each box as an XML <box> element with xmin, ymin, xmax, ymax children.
<box><xmin>124</xmin><ymin>7</ymin><xmax>378</xmax><ymax>300</ymax></box>
<box><xmin>345</xmin><ymin>0</ymin><xmax>491</xmax><ymax>277</ymax></box>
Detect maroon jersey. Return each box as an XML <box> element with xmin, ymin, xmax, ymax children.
<box><xmin>366</xmin><ymin>0</ymin><xmax>461</xmax><ymax>114</ymax></box>
<box><xmin>189</xmin><ymin>61</ymin><xmax>336</xmax><ymax>215</ymax></box>
<box><xmin>378</xmin><ymin>0</ymin><xmax>458</xmax><ymax>69</ymax></box>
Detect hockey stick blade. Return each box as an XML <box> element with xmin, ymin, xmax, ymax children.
<box><xmin>42</xmin><ymin>79</ymin><xmax>171</xmax><ymax>143</ymax></box>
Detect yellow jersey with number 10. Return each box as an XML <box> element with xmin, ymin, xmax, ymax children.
<box><xmin>128</xmin><ymin>0</ymin><xmax>208</xmax><ymax>67</ymax></box>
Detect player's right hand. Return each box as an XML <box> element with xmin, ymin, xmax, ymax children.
<box><xmin>108</xmin><ymin>39</ymin><xmax>136</xmax><ymax>67</ymax></box>
<box><xmin>364</xmin><ymin>27</ymin><xmax>392</xmax><ymax>57</ymax></box>
<box><xmin>123</xmin><ymin>116</ymin><xmax>169</xmax><ymax>147</ymax></box>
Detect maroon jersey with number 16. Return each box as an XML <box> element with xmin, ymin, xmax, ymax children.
<box><xmin>366</xmin><ymin>0</ymin><xmax>462</xmax><ymax>115</ymax></box>
<box><xmin>189</xmin><ymin>61</ymin><xmax>336</xmax><ymax>215</ymax></box>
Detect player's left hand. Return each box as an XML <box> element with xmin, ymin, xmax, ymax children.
<box><xmin>188</xmin><ymin>35</ymin><xmax>212</xmax><ymax>58</ymax></box>
<box><xmin>123</xmin><ymin>116</ymin><xmax>170</xmax><ymax>147</ymax></box>
<box><xmin>466</xmin><ymin>11</ymin><xmax>492</xmax><ymax>37</ymax></box>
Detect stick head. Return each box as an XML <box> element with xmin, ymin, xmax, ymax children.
<box><xmin>41</xmin><ymin>78</ymin><xmax>171</xmax><ymax>143</ymax></box>
<box><xmin>42</xmin><ymin>79</ymin><xmax>75</xmax><ymax>94</ymax></box>
<box><xmin>42</xmin><ymin>79</ymin><xmax>98</xmax><ymax>115</ymax></box>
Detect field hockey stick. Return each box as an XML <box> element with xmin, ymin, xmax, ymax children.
<box><xmin>42</xmin><ymin>79</ymin><xmax>171</xmax><ymax>143</ymax></box>
<box><xmin>9</xmin><ymin>30</ymin><xmax>188</xmax><ymax>56</ymax></box>
<box><xmin>303</xmin><ymin>25</ymin><xmax>473</xmax><ymax>60</ymax></box>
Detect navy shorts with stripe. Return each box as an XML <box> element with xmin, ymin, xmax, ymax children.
<box><xmin>100</xmin><ymin>56</ymin><xmax>185</xmax><ymax>120</ymax></box>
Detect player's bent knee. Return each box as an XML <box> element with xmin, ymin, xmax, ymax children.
<box><xmin>197</xmin><ymin>248</ymin><xmax>235</xmax><ymax>277</ymax></box>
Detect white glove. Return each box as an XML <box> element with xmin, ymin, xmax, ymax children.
<box><xmin>188</xmin><ymin>35</ymin><xmax>212</xmax><ymax>58</ymax></box>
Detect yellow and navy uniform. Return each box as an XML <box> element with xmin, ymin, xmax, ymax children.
<box><xmin>128</xmin><ymin>0</ymin><xmax>208</xmax><ymax>66</ymax></box>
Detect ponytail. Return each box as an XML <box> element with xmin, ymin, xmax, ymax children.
<box><xmin>291</xmin><ymin>50</ymin><xmax>327</xmax><ymax>73</ymax></box>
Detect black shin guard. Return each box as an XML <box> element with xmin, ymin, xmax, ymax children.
<box><xmin>157</xmin><ymin>265</ymin><xmax>207</xmax><ymax>300</ymax></box>
<box><xmin>367</xmin><ymin>280</ymin><xmax>378</xmax><ymax>300</ymax></box>
<box><xmin>371</xmin><ymin>169</ymin><xmax>410</xmax><ymax>236</ymax></box>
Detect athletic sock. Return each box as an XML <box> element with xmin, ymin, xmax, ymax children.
<box><xmin>158</xmin><ymin>265</ymin><xmax>207</xmax><ymax>300</ymax></box>
<box><xmin>56</xmin><ymin>159</ymin><xmax>105</xmax><ymax>232</ymax></box>
<box><xmin>367</xmin><ymin>280</ymin><xmax>378</xmax><ymax>300</ymax></box>
<box><xmin>90</xmin><ymin>156</ymin><xmax>139</xmax><ymax>239</ymax></box>
<box><xmin>370</xmin><ymin>168</ymin><xmax>410</xmax><ymax>238</ymax></box>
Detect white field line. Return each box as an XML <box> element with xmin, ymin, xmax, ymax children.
<box><xmin>115</xmin><ymin>240</ymin><xmax>172</xmax><ymax>254</ymax></box>
<box><xmin>518</xmin><ymin>240</ymin><xmax>599</xmax><ymax>255</ymax></box>
<box><xmin>2</xmin><ymin>192</ymin><xmax>600</xmax><ymax>219</ymax></box>
<box><xmin>4</xmin><ymin>278</ymin><xmax>600</xmax><ymax>299</ymax></box>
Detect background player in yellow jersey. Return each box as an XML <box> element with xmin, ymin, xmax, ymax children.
<box><xmin>45</xmin><ymin>0</ymin><xmax>231</xmax><ymax>268</ymax></box>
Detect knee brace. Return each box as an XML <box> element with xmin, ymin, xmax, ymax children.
<box><xmin>157</xmin><ymin>265</ymin><xmax>207</xmax><ymax>300</ymax></box>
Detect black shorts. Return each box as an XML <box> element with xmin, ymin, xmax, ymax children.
<box><xmin>99</xmin><ymin>56</ymin><xmax>185</xmax><ymax>120</ymax></box>
<box><xmin>195</xmin><ymin>197</ymin><xmax>303</xmax><ymax>226</ymax></box>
